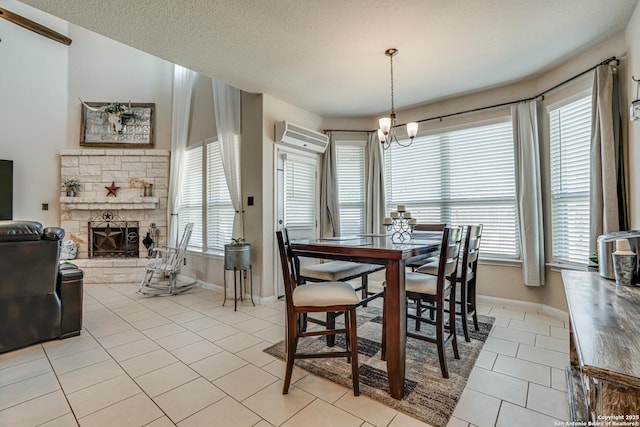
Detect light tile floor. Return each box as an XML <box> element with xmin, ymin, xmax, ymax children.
<box><xmin>0</xmin><ymin>282</ymin><xmax>570</xmax><ymax>427</ymax></box>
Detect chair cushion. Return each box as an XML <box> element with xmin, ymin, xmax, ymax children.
<box><xmin>416</xmin><ymin>262</ymin><xmax>472</xmax><ymax>278</ymax></box>
<box><xmin>405</xmin><ymin>272</ymin><xmax>451</xmax><ymax>295</ymax></box>
<box><xmin>293</xmin><ymin>282</ymin><xmax>360</xmax><ymax>307</ymax></box>
<box><xmin>300</xmin><ymin>261</ymin><xmax>378</xmax><ymax>281</ymax></box>
<box><xmin>381</xmin><ymin>272</ymin><xmax>449</xmax><ymax>296</ymax></box>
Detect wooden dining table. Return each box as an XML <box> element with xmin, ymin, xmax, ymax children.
<box><xmin>290</xmin><ymin>234</ymin><xmax>441</xmax><ymax>400</ymax></box>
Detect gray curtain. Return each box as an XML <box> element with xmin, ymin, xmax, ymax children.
<box><xmin>320</xmin><ymin>132</ymin><xmax>340</xmax><ymax>238</ymax></box>
<box><xmin>512</xmin><ymin>100</ymin><xmax>545</xmax><ymax>286</ymax></box>
<box><xmin>589</xmin><ymin>64</ymin><xmax>628</xmax><ymax>256</ymax></box>
<box><xmin>366</xmin><ymin>132</ymin><xmax>386</xmax><ymax>234</ymax></box>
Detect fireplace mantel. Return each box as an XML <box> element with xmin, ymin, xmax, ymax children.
<box><xmin>59</xmin><ymin>196</ymin><xmax>159</xmax><ymax>210</ymax></box>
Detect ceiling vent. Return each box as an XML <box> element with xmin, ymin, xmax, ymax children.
<box><xmin>274</xmin><ymin>121</ymin><xmax>329</xmax><ymax>154</ymax></box>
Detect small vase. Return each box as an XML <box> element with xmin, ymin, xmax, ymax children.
<box><xmin>66</xmin><ymin>188</ymin><xmax>76</xmax><ymax>197</ymax></box>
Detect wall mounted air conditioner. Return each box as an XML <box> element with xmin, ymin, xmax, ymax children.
<box><xmin>274</xmin><ymin>121</ymin><xmax>329</xmax><ymax>154</ymax></box>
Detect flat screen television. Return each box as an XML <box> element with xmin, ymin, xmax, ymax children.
<box><xmin>0</xmin><ymin>160</ymin><xmax>13</xmax><ymax>220</ymax></box>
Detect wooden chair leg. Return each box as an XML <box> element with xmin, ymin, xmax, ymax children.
<box><xmin>415</xmin><ymin>297</ymin><xmax>422</xmax><ymax>331</ymax></box>
<box><xmin>459</xmin><ymin>280</ymin><xmax>471</xmax><ymax>342</ymax></box>
<box><xmin>361</xmin><ymin>274</ymin><xmax>369</xmax><ymax>307</ymax></box>
<box><xmin>449</xmin><ymin>286</ymin><xmax>460</xmax><ymax>359</ymax></box>
<box><xmin>344</xmin><ymin>310</ymin><xmax>351</xmax><ymax>363</ymax></box>
<box><xmin>469</xmin><ymin>278</ymin><xmax>480</xmax><ymax>331</ymax></box>
<box><xmin>326</xmin><ymin>312</ymin><xmax>336</xmax><ymax>346</ymax></box>
<box><xmin>283</xmin><ymin>313</ymin><xmax>298</xmax><ymax>394</ymax></box>
<box><xmin>349</xmin><ymin>307</ymin><xmax>360</xmax><ymax>396</ymax></box>
<box><xmin>436</xmin><ymin>302</ymin><xmax>449</xmax><ymax>378</ymax></box>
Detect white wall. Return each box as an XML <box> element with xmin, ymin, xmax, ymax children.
<box><xmin>0</xmin><ymin>0</ymin><xmax>172</xmax><ymax>226</ymax></box>
<box><xmin>0</xmin><ymin>0</ymin><xmax>68</xmax><ymax>224</ymax></box>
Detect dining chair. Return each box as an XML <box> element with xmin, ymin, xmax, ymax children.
<box><xmin>276</xmin><ymin>229</ymin><xmax>360</xmax><ymax>395</ymax></box>
<box><xmin>299</xmin><ymin>259</ymin><xmax>383</xmax><ymax>345</ymax></box>
<box><xmin>417</xmin><ymin>224</ymin><xmax>483</xmax><ymax>342</ymax></box>
<box><xmin>382</xmin><ymin>226</ymin><xmax>463</xmax><ymax>378</ymax></box>
<box><xmin>408</xmin><ymin>223</ymin><xmax>446</xmax><ymax>271</ymax></box>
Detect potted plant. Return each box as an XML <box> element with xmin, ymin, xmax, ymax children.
<box><xmin>224</xmin><ymin>237</ymin><xmax>250</xmax><ymax>270</ymax></box>
<box><xmin>62</xmin><ymin>177</ymin><xmax>81</xmax><ymax>197</ymax></box>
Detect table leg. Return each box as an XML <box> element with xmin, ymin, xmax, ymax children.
<box><xmin>385</xmin><ymin>259</ymin><xmax>406</xmax><ymax>400</ymax></box>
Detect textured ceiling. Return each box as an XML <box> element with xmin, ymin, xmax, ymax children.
<box><xmin>20</xmin><ymin>0</ymin><xmax>639</xmax><ymax>117</ymax></box>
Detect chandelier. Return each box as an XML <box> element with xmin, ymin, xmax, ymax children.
<box><xmin>377</xmin><ymin>48</ymin><xmax>418</xmax><ymax>150</ymax></box>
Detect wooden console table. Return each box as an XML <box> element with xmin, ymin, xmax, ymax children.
<box><xmin>562</xmin><ymin>270</ymin><xmax>640</xmax><ymax>421</ymax></box>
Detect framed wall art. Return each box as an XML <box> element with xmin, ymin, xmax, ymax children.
<box><xmin>80</xmin><ymin>101</ymin><xmax>155</xmax><ymax>148</ymax></box>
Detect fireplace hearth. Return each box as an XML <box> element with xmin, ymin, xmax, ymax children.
<box><xmin>89</xmin><ymin>212</ymin><xmax>139</xmax><ymax>259</ymax></box>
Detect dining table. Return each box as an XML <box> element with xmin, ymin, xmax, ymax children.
<box><xmin>289</xmin><ymin>233</ymin><xmax>441</xmax><ymax>400</ymax></box>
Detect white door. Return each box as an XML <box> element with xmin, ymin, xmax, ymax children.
<box><xmin>275</xmin><ymin>146</ymin><xmax>319</xmax><ymax>297</ymax></box>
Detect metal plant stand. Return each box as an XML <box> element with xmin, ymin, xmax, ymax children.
<box><xmin>223</xmin><ymin>243</ymin><xmax>255</xmax><ymax>311</ymax></box>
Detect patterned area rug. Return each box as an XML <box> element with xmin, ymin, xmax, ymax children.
<box><xmin>264</xmin><ymin>304</ymin><xmax>494</xmax><ymax>427</ymax></box>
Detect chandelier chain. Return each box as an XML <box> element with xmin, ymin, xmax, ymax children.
<box><xmin>390</xmin><ymin>53</ymin><xmax>395</xmax><ymax>113</ymax></box>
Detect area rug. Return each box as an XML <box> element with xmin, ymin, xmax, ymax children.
<box><xmin>264</xmin><ymin>305</ymin><xmax>494</xmax><ymax>427</ymax></box>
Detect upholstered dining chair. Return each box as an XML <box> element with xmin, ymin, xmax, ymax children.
<box><xmin>417</xmin><ymin>224</ymin><xmax>483</xmax><ymax>342</ymax></box>
<box><xmin>408</xmin><ymin>223</ymin><xmax>446</xmax><ymax>271</ymax></box>
<box><xmin>299</xmin><ymin>259</ymin><xmax>383</xmax><ymax>345</ymax></box>
<box><xmin>382</xmin><ymin>226</ymin><xmax>463</xmax><ymax>378</ymax></box>
<box><xmin>276</xmin><ymin>229</ymin><xmax>360</xmax><ymax>395</ymax></box>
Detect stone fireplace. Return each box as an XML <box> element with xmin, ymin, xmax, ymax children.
<box><xmin>88</xmin><ymin>212</ymin><xmax>139</xmax><ymax>259</ymax></box>
<box><xmin>59</xmin><ymin>148</ymin><xmax>169</xmax><ymax>283</ymax></box>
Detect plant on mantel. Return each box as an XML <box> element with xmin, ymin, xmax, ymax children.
<box><xmin>62</xmin><ymin>177</ymin><xmax>81</xmax><ymax>196</ymax></box>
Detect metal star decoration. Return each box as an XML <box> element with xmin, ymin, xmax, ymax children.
<box><xmin>105</xmin><ymin>181</ymin><xmax>120</xmax><ymax>197</ymax></box>
<box><xmin>93</xmin><ymin>225</ymin><xmax>122</xmax><ymax>250</ymax></box>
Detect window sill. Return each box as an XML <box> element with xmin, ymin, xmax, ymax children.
<box><xmin>546</xmin><ymin>262</ymin><xmax>593</xmax><ymax>273</ymax></box>
<box><xmin>185</xmin><ymin>249</ymin><xmax>225</xmax><ymax>260</ymax></box>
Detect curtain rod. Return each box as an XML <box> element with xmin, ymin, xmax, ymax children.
<box><xmin>324</xmin><ymin>55</ymin><xmax>619</xmax><ymax>133</ymax></box>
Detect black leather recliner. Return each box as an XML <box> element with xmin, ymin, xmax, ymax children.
<box><xmin>0</xmin><ymin>220</ymin><xmax>84</xmax><ymax>354</ymax></box>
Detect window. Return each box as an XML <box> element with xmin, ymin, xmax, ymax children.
<box><xmin>550</xmin><ymin>95</ymin><xmax>592</xmax><ymax>264</ymax></box>
<box><xmin>206</xmin><ymin>140</ymin><xmax>234</xmax><ymax>251</ymax></box>
<box><xmin>178</xmin><ymin>145</ymin><xmax>203</xmax><ymax>250</ymax></box>
<box><xmin>385</xmin><ymin>120</ymin><xmax>518</xmax><ymax>258</ymax></box>
<box><xmin>177</xmin><ymin>138</ymin><xmax>233</xmax><ymax>253</ymax></box>
<box><xmin>283</xmin><ymin>154</ymin><xmax>316</xmax><ymax>229</ymax></box>
<box><xmin>336</xmin><ymin>141</ymin><xmax>366</xmax><ymax>235</ymax></box>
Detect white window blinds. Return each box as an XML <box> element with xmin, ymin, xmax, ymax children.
<box><xmin>336</xmin><ymin>141</ymin><xmax>366</xmax><ymax>235</ymax></box>
<box><xmin>206</xmin><ymin>139</ymin><xmax>234</xmax><ymax>251</ymax></box>
<box><xmin>550</xmin><ymin>95</ymin><xmax>592</xmax><ymax>265</ymax></box>
<box><xmin>179</xmin><ymin>146</ymin><xmax>203</xmax><ymax>250</ymax></box>
<box><xmin>284</xmin><ymin>156</ymin><xmax>316</xmax><ymax>229</ymax></box>
<box><xmin>385</xmin><ymin>120</ymin><xmax>518</xmax><ymax>258</ymax></box>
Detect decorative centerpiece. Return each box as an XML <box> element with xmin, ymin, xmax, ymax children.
<box><xmin>62</xmin><ymin>177</ymin><xmax>81</xmax><ymax>197</ymax></box>
<box><xmin>383</xmin><ymin>204</ymin><xmax>417</xmax><ymax>241</ymax></box>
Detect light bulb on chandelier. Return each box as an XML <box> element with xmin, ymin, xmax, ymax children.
<box><xmin>378</xmin><ymin>48</ymin><xmax>418</xmax><ymax>149</ymax></box>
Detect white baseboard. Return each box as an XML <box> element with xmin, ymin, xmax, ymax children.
<box><xmin>178</xmin><ymin>274</ymin><xmax>275</xmax><ymax>305</ymax></box>
<box><xmin>477</xmin><ymin>294</ymin><xmax>568</xmax><ymax>321</ymax></box>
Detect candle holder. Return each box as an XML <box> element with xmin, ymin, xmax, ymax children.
<box><xmin>383</xmin><ymin>207</ymin><xmax>416</xmax><ymax>241</ymax></box>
